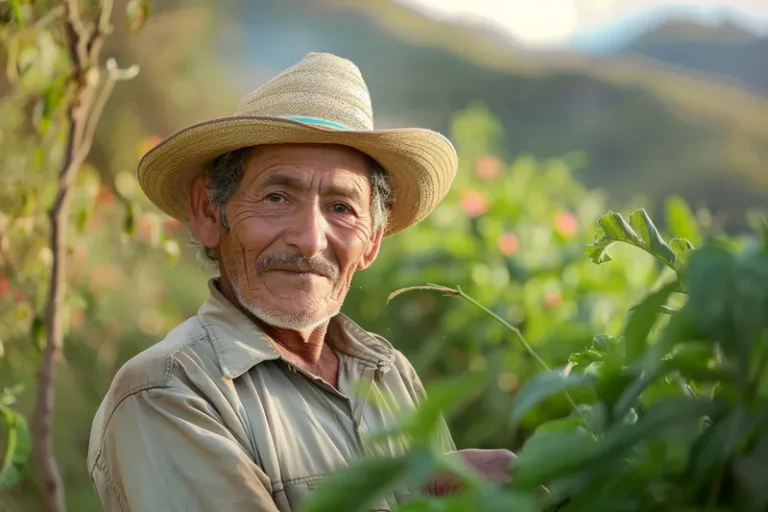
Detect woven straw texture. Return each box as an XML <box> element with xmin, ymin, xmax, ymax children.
<box><xmin>136</xmin><ymin>52</ymin><xmax>458</xmax><ymax>236</ymax></box>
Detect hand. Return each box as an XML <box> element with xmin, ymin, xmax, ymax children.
<box><xmin>425</xmin><ymin>449</ymin><xmax>516</xmax><ymax>496</ymax></box>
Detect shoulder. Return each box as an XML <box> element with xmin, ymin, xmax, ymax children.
<box><xmin>86</xmin><ymin>315</ymin><xmax>216</xmax><ymax>467</ymax></box>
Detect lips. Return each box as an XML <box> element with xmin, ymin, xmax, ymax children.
<box><xmin>268</xmin><ymin>267</ymin><xmax>329</xmax><ymax>278</ymax></box>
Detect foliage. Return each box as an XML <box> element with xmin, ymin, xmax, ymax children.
<box><xmin>0</xmin><ymin>0</ymin><xmax>146</xmax><ymax>510</ymax></box>
<box><xmin>0</xmin><ymin>6</ymin><xmax>765</xmax><ymax>509</ymax></box>
<box><xmin>300</xmin><ymin>207</ymin><xmax>768</xmax><ymax>512</ymax></box>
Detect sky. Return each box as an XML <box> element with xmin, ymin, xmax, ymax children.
<box><xmin>401</xmin><ymin>0</ymin><xmax>768</xmax><ymax>49</ymax></box>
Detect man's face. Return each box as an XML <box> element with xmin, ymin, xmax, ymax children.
<box><xmin>216</xmin><ymin>143</ymin><xmax>383</xmax><ymax>330</ymax></box>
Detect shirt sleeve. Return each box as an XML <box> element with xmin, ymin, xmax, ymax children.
<box><xmin>90</xmin><ymin>385</ymin><xmax>280</xmax><ymax>512</ymax></box>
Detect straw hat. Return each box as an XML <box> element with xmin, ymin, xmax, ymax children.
<box><xmin>137</xmin><ymin>52</ymin><xmax>459</xmax><ymax>236</ymax></box>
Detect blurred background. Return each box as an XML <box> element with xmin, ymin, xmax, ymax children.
<box><xmin>0</xmin><ymin>0</ymin><xmax>766</xmax><ymax>510</ymax></box>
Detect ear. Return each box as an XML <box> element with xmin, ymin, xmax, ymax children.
<box><xmin>188</xmin><ymin>174</ymin><xmax>221</xmax><ymax>253</ymax></box>
<box><xmin>357</xmin><ymin>228</ymin><xmax>384</xmax><ymax>271</ymax></box>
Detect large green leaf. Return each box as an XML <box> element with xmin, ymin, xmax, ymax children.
<box><xmin>688</xmin><ymin>408</ymin><xmax>752</xmax><ymax>484</ymax></box>
<box><xmin>298</xmin><ymin>449</ymin><xmax>435</xmax><ymax>512</ymax></box>
<box><xmin>510</xmin><ymin>427</ymin><xmax>598</xmax><ymax>490</ymax></box>
<box><xmin>394</xmin><ymin>488</ymin><xmax>537</xmax><ymax>512</ymax></box>
<box><xmin>591</xmin><ymin>397</ymin><xmax>727</xmax><ymax>467</ymax></box>
<box><xmin>686</xmin><ymin>247</ymin><xmax>768</xmax><ymax>369</ymax></box>
<box><xmin>665</xmin><ymin>196</ymin><xmax>701</xmax><ymax>245</ymax></box>
<box><xmin>509</xmin><ymin>369</ymin><xmax>593</xmax><ymax>428</ymax></box>
<box><xmin>0</xmin><ymin>403</ymin><xmax>31</xmax><ymax>492</ymax></box>
<box><xmin>734</xmin><ymin>432</ymin><xmax>768</xmax><ymax>512</ymax></box>
<box><xmin>585</xmin><ymin>209</ymin><xmax>679</xmax><ymax>270</ymax></box>
<box><xmin>685</xmin><ymin>247</ymin><xmax>736</xmax><ymax>345</ymax></box>
<box><xmin>622</xmin><ymin>281</ymin><xmax>679</xmax><ymax>362</ymax></box>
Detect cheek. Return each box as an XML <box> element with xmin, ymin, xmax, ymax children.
<box><xmin>329</xmin><ymin>227</ymin><xmax>374</xmax><ymax>289</ymax></box>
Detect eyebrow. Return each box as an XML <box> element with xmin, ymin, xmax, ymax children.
<box><xmin>259</xmin><ymin>172</ymin><xmax>366</xmax><ymax>203</ymax></box>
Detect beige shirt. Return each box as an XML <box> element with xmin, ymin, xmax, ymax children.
<box><xmin>87</xmin><ymin>279</ymin><xmax>455</xmax><ymax>511</ymax></box>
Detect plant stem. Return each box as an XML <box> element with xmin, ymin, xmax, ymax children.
<box><xmin>32</xmin><ymin>2</ymin><xmax>114</xmax><ymax>511</ymax></box>
<box><xmin>455</xmin><ymin>286</ymin><xmax>550</xmax><ymax>371</ymax></box>
<box><xmin>454</xmin><ymin>285</ymin><xmax>594</xmax><ymax>435</ymax></box>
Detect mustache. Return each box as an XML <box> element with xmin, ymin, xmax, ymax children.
<box><xmin>254</xmin><ymin>253</ymin><xmax>340</xmax><ymax>280</ymax></box>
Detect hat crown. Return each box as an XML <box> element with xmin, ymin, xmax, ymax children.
<box><xmin>235</xmin><ymin>52</ymin><xmax>374</xmax><ymax>131</ymax></box>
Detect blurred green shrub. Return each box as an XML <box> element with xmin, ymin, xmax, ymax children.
<box><xmin>301</xmin><ymin>205</ymin><xmax>768</xmax><ymax>512</ymax></box>
<box><xmin>344</xmin><ymin>104</ymin><xmax>688</xmax><ymax>448</ymax></box>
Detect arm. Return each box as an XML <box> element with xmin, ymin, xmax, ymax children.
<box><xmin>90</xmin><ymin>385</ymin><xmax>280</xmax><ymax>512</ymax></box>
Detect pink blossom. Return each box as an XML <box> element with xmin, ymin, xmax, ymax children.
<box><xmin>460</xmin><ymin>189</ymin><xmax>489</xmax><ymax>217</ymax></box>
<box><xmin>497</xmin><ymin>232</ymin><xmax>520</xmax><ymax>256</ymax></box>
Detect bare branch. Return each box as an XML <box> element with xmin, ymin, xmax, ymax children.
<box><xmin>32</xmin><ymin>2</ymin><xmax>127</xmax><ymax>511</ymax></box>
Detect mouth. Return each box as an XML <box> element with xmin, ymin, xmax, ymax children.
<box><xmin>267</xmin><ymin>268</ymin><xmax>329</xmax><ymax>279</ymax></box>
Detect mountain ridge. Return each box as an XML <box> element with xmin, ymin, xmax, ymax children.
<box><xmin>220</xmin><ymin>0</ymin><xmax>767</xmax><ymax>230</ymax></box>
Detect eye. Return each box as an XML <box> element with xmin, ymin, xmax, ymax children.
<box><xmin>331</xmin><ymin>203</ymin><xmax>351</xmax><ymax>214</ymax></box>
<box><xmin>266</xmin><ymin>193</ymin><xmax>286</xmax><ymax>203</ymax></box>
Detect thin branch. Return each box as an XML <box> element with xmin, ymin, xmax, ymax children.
<box><xmin>389</xmin><ymin>283</ymin><xmax>595</xmax><ymax>438</ymax></box>
<box><xmin>79</xmin><ymin>65</ymin><xmax>117</xmax><ymax>160</ymax></box>
<box><xmin>34</xmin><ymin>5</ymin><xmax>64</xmax><ymax>29</ymax></box>
<box><xmin>31</xmin><ymin>1</ymin><xmax>119</xmax><ymax>511</ymax></box>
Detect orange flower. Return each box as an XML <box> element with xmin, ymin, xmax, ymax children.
<box><xmin>543</xmin><ymin>290</ymin><xmax>562</xmax><ymax>309</ymax></box>
<box><xmin>460</xmin><ymin>189</ymin><xmax>488</xmax><ymax>217</ymax></box>
<box><xmin>554</xmin><ymin>211</ymin><xmax>579</xmax><ymax>238</ymax></box>
<box><xmin>497</xmin><ymin>232</ymin><xmax>520</xmax><ymax>256</ymax></box>
<box><xmin>474</xmin><ymin>155</ymin><xmax>502</xmax><ymax>181</ymax></box>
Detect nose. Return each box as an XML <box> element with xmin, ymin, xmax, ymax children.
<box><xmin>283</xmin><ymin>202</ymin><xmax>329</xmax><ymax>260</ymax></box>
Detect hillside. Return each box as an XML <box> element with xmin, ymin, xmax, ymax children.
<box><xmin>204</xmin><ymin>0</ymin><xmax>768</xmax><ymax>230</ymax></box>
<box><xmin>620</xmin><ymin>19</ymin><xmax>768</xmax><ymax>93</ymax></box>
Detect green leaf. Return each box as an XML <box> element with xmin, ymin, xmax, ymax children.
<box><xmin>665</xmin><ymin>196</ymin><xmax>701</xmax><ymax>245</ymax></box>
<box><xmin>623</xmin><ymin>281</ymin><xmax>679</xmax><ymax>361</ymax></box>
<box><xmin>670</xmin><ymin>237</ymin><xmax>695</xmax><ymax>273</ymax></box>
<box><xmin>729</xmin><ymin>252</ymin><xmax>768</xmax><ymax>360</ymax></box>
<box><xmin>734</xmin><ymin>432</ymin><xmax>768</xmax><ymax>511</ymax></box>
<box><xmin>585</xmin><ymin>209</ymin><xmax>677</xmax><ymax>270</ymax></box>
<box><xmin>397</xmin><ymin>488</ymin><xmax>538</xmax><ymax>512</ymax></box>
<box><xmin>761</xmin><ymin>216</ymin><xmax>768</xmax><ymax>254</ymax></box>
<box><xmin>661</xmin><ymin>342</ymin><xmax>732</xmax><ymax>383</ymax></box>
<box><xmin>297</xmin><ymin>449</ymin><xmax>434</xmax><ymax>512</ymax></box>
<box><xmin>126</xmin><ymin>0</ymin><xmax>151</xmax><ymax>32</ymax></box>
<box><xmin>0</xmin><ymin>403</ymin><xmax>31</xmax><ymax>492</ymax></box>
<box><xmin>686</xmin><ymin>247</ymin><xmax>735</xmax><ymax>343</ymax></box>
<box><xmin>510</xmin><ymin>369</ymin><xmax>592</xmax><ymax>428</ymax></box>
<box><xmin>123</xmin><ymin>202</ymin><xmax>136</xmax><ymax>236</ymax></box>
<box><xmin>30</xmin><ymin>314</ymin><xmax>45</xmax><ymax>352</ymax></box>
<box><xmin>592</xmin><ymin>397</ymin><xmax>726</xmax><ymax>467</ymax></box>
<box><xmin>8</xmin><ymin>0</ymin><xmax>26</xmax><ymax>27</ymax></box>
<box><xmin>75</xmin><ymin>205</ymin><xmax>90</xmax><ymax>233</ymax></box>
<box><xmin>686</xmin><ymin>247</ymin><xmax>768</xmax><ymax>366</ymax></box>
<box><xmin>688</xmin><ymin>408</ymin><xmax>752</xmax><ymax>482</ymax></box>
<box><xmin>510</xmin><ymin>427</ymin><xmax>598</xmax><ymax>489</ymax></box>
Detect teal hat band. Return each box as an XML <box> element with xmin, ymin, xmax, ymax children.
<box><xmin>281</xmin><ymin>115</ymin><xmax>353</xmax><ymax>131</ymax></box>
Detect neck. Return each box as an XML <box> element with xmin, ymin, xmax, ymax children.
<box><xmin>217</xmin><ymin>277</ymin><xmax>329</xmax><ymax>367</ymax></box>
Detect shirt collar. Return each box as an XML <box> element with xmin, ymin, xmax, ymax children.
<box><xmin>197</xmin><ymin>279</ymin><xmax>396</xmax><ymax>379</ymax></box>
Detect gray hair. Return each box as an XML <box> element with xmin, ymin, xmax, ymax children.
<box><xmin>188</xmin><ymin>146</ymin><xmax>394</xmax><ymax>268</ymax></box>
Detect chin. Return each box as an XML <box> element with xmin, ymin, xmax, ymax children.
<box><xmin>235</xmin><ymin>289</ymin><xmax>340</xmax><ymax>331</ymax></box>
<box><xmin>249</xmin><ymin>306</ymin><xmax>339</xmax><ymax>331</ymax></box>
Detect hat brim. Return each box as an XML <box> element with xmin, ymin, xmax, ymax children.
<box><xmin>137</xmin><ymin>116</ymin><xmax>458</xmax><ymax>236</ymax></box>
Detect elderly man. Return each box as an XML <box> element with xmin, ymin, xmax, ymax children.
<box><xmin>87</xmin><ymin>52</ymin><xmax>513</xmax><ymax>511</ymax></box>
